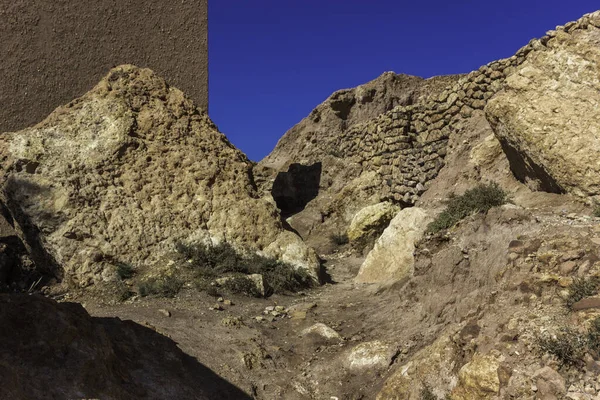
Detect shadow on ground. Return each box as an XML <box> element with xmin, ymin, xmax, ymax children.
<box><xmin>0</xmin><ymin>294</ymin><xmax>251</xmax><ymax>400</ymax></box>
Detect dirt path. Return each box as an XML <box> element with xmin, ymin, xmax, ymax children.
<box><xmin>83</xmin><ymin>252</ymin><xmax>399</xmax><ymax>399</ymax></box>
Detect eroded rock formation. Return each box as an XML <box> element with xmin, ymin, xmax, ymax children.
<box><xmin>486</xmin><ymin>12</ymin><xmax>600</xmax><ymax>199</ymax></box>
<box><xmin>0</xmin><ymin>65</ymin><xmax>320</xmax><ymax>287</ymax></box>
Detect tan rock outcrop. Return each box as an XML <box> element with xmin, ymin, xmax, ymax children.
<box><xmin>345</xmin><ymin>340</ymin><xmax>396</xmax><ymax>371</ymax></box>
<box><xmin>347</xmin><ymin>202</ymin><xmax>400</xmax><ymax>245</ymax></box>
<box><xmin>257</xmin><ymin>72</ymin><xmax>464</xmax><ymax>252</ymax></box>
<box><xmin>0</xmin><ymin>65</ymin><xmax>321</xmax><ymax>287</ymax></box>
<box><xmin>355</xmin><ymin>207</ymin><xmax>431</xmax><ymax>284</ymax></box>
<box><xmin>451</xmin><ymin>352</ymin><xmax>503</xmax><ymax>399</ymax></box>
<box><xmin>486</xmin><ymin>11</ymin><xmax>600</xmax><ymax>198</ymax></box>
<box><xmin>377</xmin><ymin>335</ymin><xmax>459</xmax><ymax>399</ymax></box>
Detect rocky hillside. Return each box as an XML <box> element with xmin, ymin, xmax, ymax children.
<box><xmin>0</xmin><ymin>65</ymin><xmax>320</xmax><ymax>290</ymax></box>
<box><xmin>3</xmin><ymin>9</ymin><xmax>600</xmax><ymax>400</ymax></box>
<box><xmin>256</xmin><ymin>72</ymin><xmax>464</xmax><ymax>252</ymax></box>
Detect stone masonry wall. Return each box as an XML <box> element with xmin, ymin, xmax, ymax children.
<box><xmin>329</xmin><ymin>14</ymin><xmax>597</xmax><ymax>206</ymax></box>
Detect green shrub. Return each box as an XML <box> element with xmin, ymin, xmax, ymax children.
<box><xmin>593</xmin><ymin>205</ymin><xmax>600</xmax><ymax>218</ymax></box>
<box><xmin>138</xmin><ymin>275</ymin><xmax>183</xmax><ymax>298</ymax></box>
<box><xmin>115</xmin><ymin>262</ymin><xmax>135</xmax><ymax>280</ymax></box>
<box><xmin>427</xmin><ymin>182</ymin><xmax>508</xmax><ymax>233</ymax></box>
<box><xmin>565</xmin><ymin>277</ymin><xmax>599</xmax><ymax>309</ymax></box>
<box><xmin>329</xmin><ymin>232</ymin><xmax>349</xmax><ymax>246</ymax></box>
<box><xmin>537</xmin><ymin>317</ymin><xmax>600</xmax><ymax>367</ymax></box>
<box><xmin>176</xmin><ymin>241</ymin><xmax>313</xmax><ymax>296</ymax></box>
<box><xmin>220</xmin><ymin>274</ymin><xmax>263</xmax><ymax>297</ymax></box>
<box><xmin>205</xmin><ymin>285</ymin><xmax>221</xmax><ymax>298</ymax></box>
<box><xmin>115</xmin><ymin>283</ymin><xmax>134</xmax><ymax>302</ymax></box>
<box><xmin>537</xmin><ymin>327</ymin><xmax>587</xmax><ymax>367</ymax></box>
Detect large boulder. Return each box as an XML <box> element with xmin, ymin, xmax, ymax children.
<box><xmin>377</xmin><ymin>335</ymin><xmax>459</xmax><ymax>399</ymax></box>
<box><xmin>347</xmin><ymin>202</ymin><xmax>400</xmax><ymax>246</ymax></box>
<box><xmin>451</xmin><ymin>352</ymin><xmax>503</xmax><ymax>400</ymax></box>
<box><xmin>355</xmin><ymin>207</ymin><xmax>431</xmax><ymax>284</ymax></box>
<box><xmin>0</xmin><ymin>65</ymin><xmax>320</xmax><ymax>287</ymax></box>
<box><xmin>485</xmin><ymin>11</ymin><xmax>600</xmax><ymax>198</ymax></box>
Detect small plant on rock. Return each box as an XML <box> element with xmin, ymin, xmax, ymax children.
<box><xmin>138</xmin><ymin>275</ymin><xmax>183</xmax><ymax>298</ymax></box>
<box><xmin>115</xmin><ymin>262</ymin><xmax>135</xmax><ymax>280</ymax></box>
<box><xmin>537</xmin><ymin>327</ymin><xmax>587</xmax><ymax>367</ymax></box>
<box><xmin>427</xmin><ymin>182</ymin><xmax>509</xmax><ymax>233</ymax></box>
<box><xmin>565</xmin><ymin>277</ymin><xmax>599</xmax><ymax>309</ymax></box>
<box><xmin>587</xmin><ymin>317</ymin><xmax>600</xmax><ymax>358</ymax></box>
<box><xmin>220</xmin><ymin>274</ymin><xmax>263</xmax><ymax>297</ymax></box>
<box><xmin>176</xmin><ymin>241</ymin><xmax>313</xmax><ymax>297</ymax></box>
<box><xmin>329</xmin><ymin>232</ymin><xmax>349</xmax><ymax>246</ymax></box>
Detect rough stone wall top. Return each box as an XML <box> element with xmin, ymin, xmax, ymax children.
<box><xmin>259</xmin><ymin>72</ymin><xmax>434</xmax><ymax>171</ymax></box>
<box><xmin>0</xmin><ymin>0</ymin><xmax>208</xmax><ymax>134</ymax></box>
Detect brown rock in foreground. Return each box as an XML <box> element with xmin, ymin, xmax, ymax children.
<box><xmin>0</xmin><ymin>294</ymin><xmax>250</xmax><ymax>400</ymax></box>
<box><xmin>0</xmin><ymin>65</ymin><xmax>320</xmax><ymax>288</ymax></box>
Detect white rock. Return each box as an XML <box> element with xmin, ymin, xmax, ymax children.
<box><xmin>346</xmin><ymin>340</ymin><xmax>395</xmax><ymax>371</ymax></box>
<box><xmin>355</xmin><ymin>207</ymin><xmax>431</xmax><ymax>284</ymax></box>
<box><xmin>300</xmin><ymin>323</ymin><xmax>342</xmax><ymax>341</ymax></box>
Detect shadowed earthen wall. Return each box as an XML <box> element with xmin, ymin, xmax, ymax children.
<box><xmin>0</xmin><ymin>0</ymin><xmax>208</xmax><ymax>133</ymax></box>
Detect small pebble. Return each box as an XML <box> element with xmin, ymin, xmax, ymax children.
<box><xmin>158</xmin><ymin>309</ymin><xmax>171</xmax><ymax>317</ymax></box>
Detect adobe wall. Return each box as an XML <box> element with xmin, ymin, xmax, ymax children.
<box><xmin>0</xmin><ymin>0</ymin><xmax>208</xmax><ymax>133</ymax></box>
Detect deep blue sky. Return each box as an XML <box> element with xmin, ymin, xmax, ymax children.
<box><xmin>209</xmin><ymin>1</ymin><xmax>599</xmax><ymax>162</ymax></box>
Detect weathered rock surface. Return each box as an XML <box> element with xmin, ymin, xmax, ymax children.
<box><xmin>355</xmin><ymin>207</ymin><xmax>431</xmax><ymax>284</ymax></box>
<box><xmin>347</xmin><ymin>202</ymin><xmax>400</xmax><ymax>247</ymax></box>
<box><xmin>486</xmin><ymin>11</ymin><xmax>600</xmax><ymax>198</ymax></box>
<box><xmin>377</xmin><ymin>335</ymin><xmax>458</xmax><ymax>399</ymax></box>
<box><xmin>345</xmin><ymin>340</ymin><xmax>396</xmax><ymax>372</ymax></box>
<box><xmin>300</xmin><ymin>322</ymin><xmax>342</xmax><ymax>341</ymax></box>
<box><xmin>452</xmin><ymin>352</ymin><xmax>503</xmax><ymax>399</ymax></box>
<box><xmin>258</xmin><ymin>35</ymin><xmax>538</xmax><ymax>251</ymax></box>
<box><xmin>0</xmin><ymin>65</ymin><xmax>320</xmax><ymax>287</ymax></box>
<box><xmin>259</xmin><ymin>72</ymin><xmax>452</xmax><ymax>173</ymax></box>
<box><xmin>0</xmin><ymin>294</ymin><xmax>249</xmax><ymax>399</ymax></box>
<box><xmin>534</xmin><ymin>366</ymin><xmax>566</xmax><ymax>400</ymax></box>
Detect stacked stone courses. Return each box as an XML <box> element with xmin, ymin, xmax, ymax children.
<box><xmin>331</xmin><ymin>14</ymin><xmax>598</xmax><ymax>205</ymax></box>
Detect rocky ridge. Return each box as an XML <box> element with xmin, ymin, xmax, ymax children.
<box><xmin>2</xmin><ymin>9</ymin><xmax>600</xmax><ymax>400</ymax></box>
<box><xmin>0</xmin><ymin>65</ymin><xmax>320</xmax><ymax>289</ymax></box>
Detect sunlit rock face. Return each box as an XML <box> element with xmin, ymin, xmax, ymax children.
<box><xmin>0</xmin><ymin>65</ymin><xmax>321</xmax><ymax>287</ymax></box>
